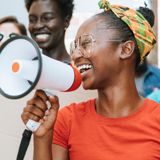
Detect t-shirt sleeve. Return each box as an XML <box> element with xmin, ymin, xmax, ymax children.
<box><xmin>52</xmin><ymin>106</ymin><xmax>72</xmax><ymax>149</ymax></box>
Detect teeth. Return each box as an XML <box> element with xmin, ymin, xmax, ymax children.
<box><xmin>36</xmin><ymin>34</ymin><xmax>49</xmax><ymax>40</ymax></box>
<box><xmin>77</xmin><ymin>64</ymin><xmax>92</xmax><ymax>72</ymax></box>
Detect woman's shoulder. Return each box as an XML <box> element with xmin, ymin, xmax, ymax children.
<box><xmin>147</xmin><ymin>90</ymin><xmax>160</xmax><ymax>103</ymax></box>
<box><xmin>145</xmin><ymin>98</ymin><xmax>160</xmax><ymax>107</ymax></box>
<box><xmin>145</xmin><ymin>98</ymin><xmax>160</xmax><ymax>117</ymax></box>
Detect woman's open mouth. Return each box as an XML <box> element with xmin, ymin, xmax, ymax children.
<box><xmin>77</xmin><ymin>64</ymin><xmax>92</xmax><ymax>74</ymax></box>
<box><xmin>35</xmin><ymin>34</ymin><xmax>50</xmax><ymax>42</ymax></box>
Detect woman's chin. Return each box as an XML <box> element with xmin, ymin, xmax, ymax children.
<box><xmin>82</xmin><ymin>82</ymin><xmax>93</xmax><ymax>90</ymax></box>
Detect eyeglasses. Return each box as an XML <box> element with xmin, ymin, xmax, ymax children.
<box><xmin>70</xmin><ymin>34</ymin><xmax>123</xmax><ymax>58</ymax></box>
<box><xmin>0</xmin><ymin>32</ymin><xmax>18</xmax><ymax>41</ymax></box>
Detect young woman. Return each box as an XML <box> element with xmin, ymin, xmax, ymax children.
<box><xmin>24</xmin><ymin>0</ymin><xmax>98</xmax><ymax>108</ymax></box>
<box><xmin>21</xmin><ymin>1</ymin><xmax>159</xmax><ymax>159</ymax></box>
<box><xmin>25</xmin><ymin>0</ymin><xmax>74</xmax><ymax>62</ymax></box>
<box><xmin>0</xmin><ymin>16</ymin><xmax>27</xmax><ymax>46</ymax></box>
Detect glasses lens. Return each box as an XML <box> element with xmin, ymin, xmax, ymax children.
<box><xmin>70</xmin><ymin>40</ymin><xmax>77</xmax><ymax>56</ymax></box>
<box><xmin>0</xmin><ymin>34</ymin><xmax>4</xmax><ymax>41</ymax></box>
<box><xmin>79</xmin><ymin>34</ymin><xmax>94</xmax><ymax>58</ymax></box>
<box><xmin>9</xmin><ymin>33</ymin><xmax>18</xmax><ymax>38</ymax></box>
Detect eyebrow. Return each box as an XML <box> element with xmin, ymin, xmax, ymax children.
<box><xmin>43</xmin><ymin>12</ymin><xmax>55</xmax><ymax>16</ymax></box>
<box><xmin>29</xmin><ymin>12</ymin><xmax>55</xmax><ymax>17</ymax></box>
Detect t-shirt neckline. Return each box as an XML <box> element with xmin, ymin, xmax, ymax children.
<box><xmin>90</xmin><ymin>98</ymin><xmax>149</xmax><ymax>125</ymax></box>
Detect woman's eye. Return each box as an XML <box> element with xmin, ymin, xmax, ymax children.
<box><xmin>44</xmin><ymin>17</ymin><xmax>53</xmax><ymax>21</ymax></box>
<box><xmin>82</xmin><ymin>41</ymin><xmax>91</xmax><ymax>47</ymax></box>
<box><xmin>29</xmin><ymin>19</ymin><xmax>36</xmax><ymax>23</ymax></box>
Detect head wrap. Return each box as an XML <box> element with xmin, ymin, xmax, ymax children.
<box><xmin>98</xmin><ymin>0</ymin><xmax>157</xmax><ymax>61</ymax></box>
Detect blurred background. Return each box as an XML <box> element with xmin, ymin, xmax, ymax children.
<box><xmin>0</xmin><ymin>0</ymin><xmax>158</xmax><ymax>66</ymax></box>
<box><xmin>0</xmin><ymin>0</ymin><xmax>158</xmax><ymax>159</ymax></box>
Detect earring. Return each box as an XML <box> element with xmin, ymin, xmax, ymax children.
<box><xmin>64</xmin><ymin>27</ymin><xmax>67</xmax><ymax>31</ymax></box>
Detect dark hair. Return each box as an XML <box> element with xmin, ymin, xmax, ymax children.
<box><xmin>0</xmin><ymin>16</ymin><xmax>27</xmax><ymax>36</ymax></box>
<box><xmin>25</xmin><ymin>0</ymin><xmax>74</xmax><ymax>19</ymax></box>
<box><xmin>137</xmin><ymin>7</ymin><xmax>155</xmax><ymax>27</ymax></box>
<box><xmin>96</xmin><ymin>7</ymin><xmax>155</xmax><ymax>68</ymax></box>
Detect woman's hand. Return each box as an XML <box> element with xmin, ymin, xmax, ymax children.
<box><xmin>21</xmin><ymin>90</ymin><xmax>59</xmax><ymax>137</ymax></box>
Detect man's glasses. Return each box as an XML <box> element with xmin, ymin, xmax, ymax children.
<box><xmin>70</xmin><ymin>34</ymin><xmax>123</xmax><ymax>58</ymax></box>
<box><xmin>0</xmin><ymin>32</ymin><xmax>18</xmax><ymax>41</ymax></box>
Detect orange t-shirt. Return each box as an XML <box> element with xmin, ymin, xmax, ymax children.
<box><xmin>52</xmin><ymin>98</ymin><xmax>160</xmax><ymax>159</ymax></box>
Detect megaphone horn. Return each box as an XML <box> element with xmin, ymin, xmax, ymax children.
<box><xmin>0</xmin><ymin>35</ymin><xmax>82</xmax><ymax>99</ymax></box>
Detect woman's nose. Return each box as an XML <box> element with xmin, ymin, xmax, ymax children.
<box><xmin>33</xmin><ymin>20</ymin><xmax>44</xmax><ymax>30</ymax></box>
<box><xmin>71</xmin><ymin>47</ymin><xmax>83</xmax><ymax>62</ymax></box>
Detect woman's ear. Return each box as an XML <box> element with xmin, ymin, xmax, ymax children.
<box><xmin>64</xmin><ymin>15</ymin><xmax>71</xmax><ymax>30</ymax></box>
<box><xmin>120</xmin><ymin>40</ymin><xmax>135</xmax><ymax>59</ymax></box>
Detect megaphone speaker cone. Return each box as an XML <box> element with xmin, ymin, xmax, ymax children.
<box><xmin>0</xmin><ymin>35</ymin><xmax>42</xmax><ymax>99</ymax></box>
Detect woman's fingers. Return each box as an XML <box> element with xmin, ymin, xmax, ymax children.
<box><xmin>27</xmin><ymin>93</ymin><xmax>48</xmax><ymax>113</ymax></box>
<box><xmin>38</xmin><ymin>95</ymin><xmax>60</xmax><ymax>129</ymax></box>
<box><xmin>21</xmin><ymin>110</ymin><xmax>40</xmax><ymax>124</ymax></box>
<box><xmin>33</xmin><ymin>90</ymin><xmax>48</xmax><ymax>103</ymax></box>
<box><xmin>21</xmin><ymin>90</ymin><xmax>48</xmax><ymax>125</ymax></box>
<box><xmin>21</xmin><ymin>90</ymin><xmax>60</xmax><ymax>136</ymax></box>
<box><xmin>48</xmin><ymin>95</ymin><xmax>59</xmax><ymax>112</ymax></box>
<box><xmin>23</xmin><ymin>104</ymin><xmax>45</xmax><ymax>119</ymax></box>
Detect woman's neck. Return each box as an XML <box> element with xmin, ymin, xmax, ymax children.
<box><xmin>95</xmin><ymin>79</ymin><xmax>145</xmax><ymax>118</ymax></box>
<box><xmin>42</xmin><ymin>47</ymin><xmax>71</xmax><ymax>62</ymax></box>
<box><xmin>42</xmin><ymin>37</ymin><xmax>71</xmax><ymax>62</ymax></box>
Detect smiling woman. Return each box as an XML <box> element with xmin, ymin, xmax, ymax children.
<box><xmin>25</xmin><ymin>0</ymin><xmax>74</xmax><ymax>62</ymax></box>
<box><xmin>21</xmin><ymin>0</ymin><xmax>160</xmax><ymax>160</ymax></box>
<box><xmin>0</xmin><ymin>16</ymin><xmax>27</xmax><ymax>46</ymax></box>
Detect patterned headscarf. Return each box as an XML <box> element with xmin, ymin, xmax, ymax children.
<box><xmin>98</xmin><ymin>0</ymin><xmax>157</xmax><ymax>61</ymax></box>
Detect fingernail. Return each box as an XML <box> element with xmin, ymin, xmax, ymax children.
<box><xmin>45</xmin><ymin>110</ymin><xmax>50</xmax><ymax>116</ymax></box>
<box><xmin>39</xmin><ymin>119</ymin><xmax>43</xmax><ymax>123</ymax></box>
<box><xmin>46</xmin><ymin>101</ymin><xmax>51</xmax><ymax>110</ymax></box>
<box><xmin>43</xmin><ymin>116</ymin><xmax>48</xmax><ymax>121</ymax></box>
<box><xmin>49</xmin><ymin>95</ymin><xmax>56</xmax><ymax>99</ymax></box>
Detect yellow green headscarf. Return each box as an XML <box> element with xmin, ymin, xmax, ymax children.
<box><xmin>98</xmin><ymin>0</ymin><xmax>157</xmax><ymax>61</ymax></box>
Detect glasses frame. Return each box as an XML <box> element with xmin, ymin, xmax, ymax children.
<box><xmin>70</xmin><ymin>34</ymin><xmax>123</xmax><ymax>58</ymax></box>
<box><xmin>0</xmin><ymin>32</ymin><xmax>19</xmax><ymax>41</ymax></box>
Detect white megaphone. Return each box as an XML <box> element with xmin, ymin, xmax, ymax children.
<box><xmin>0</xmin><ymin>35</ymin><xmax>82</xmax><ymax>131</ymax></box>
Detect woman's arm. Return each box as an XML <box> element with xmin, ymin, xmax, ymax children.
<box><xmin>52</xmin><ymin>143</ymin><xmax>69</xmax><ymax>160</ymax></box>
<box><xmin>33</xmin><ymin>130</ymin><xmax>53</xmax><ymax>160</ymax></box>
<box><xmin>33</xmin><ymin>130</ymin><xmax>69</xmax><ymax>160</ymax></box>
<box><xmin>21</xmin><ymin>90</ymin><xmax>69</xmax><ymax>160</ymax></box>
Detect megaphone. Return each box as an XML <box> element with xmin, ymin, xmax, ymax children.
<box><xmin>0</xmin><ymin>35</ymin><xmax>82</xmax><ymax>131</ymax></box>
<box><xmin>0</xmin><ymin>35</ymin><xmax>82</xmax><ymax>98</ymax></box>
